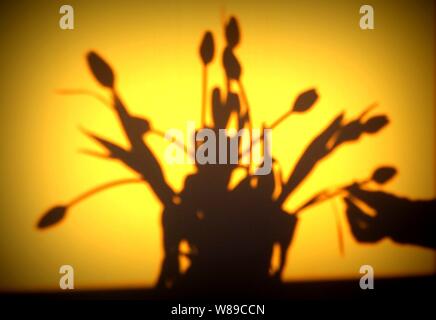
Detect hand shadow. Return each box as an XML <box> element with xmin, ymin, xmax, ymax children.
<box><xmin>343</xmin><ymin>184</ymin><xmax>436</xmax><ymax>249</ymax></box>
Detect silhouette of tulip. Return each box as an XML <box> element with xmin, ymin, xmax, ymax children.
<box><xmin>363</xmin><ymin>115</ymin><xmax>389</xmax><ymax>133</ymax></box>
<box><xmin>38</xmin><ymin>178</ymin><xmax>143</xmax><ymax>230</ymax></box>
<box><xmin>295</xmin><ymin>165</ymin><xmax>398</xmax><ymax>215</ymax></box>
<box><xmin>225</xmin><ymin>17</ymin><xmax>240</xmax><ymax>48</ymax></box>
<box><xmin>199</xmin><ymin>32</ymin><xmax>215</xmax><ymax>126</ymax></box>
<box><xmin>293</xmin><ymin>89</ymin><xmax>319</xmax><ymax>113</ymax></box>
<box><xmin>371</xmin><ymin>166</ymin><xmax>397</xmax><ymax>184</ymax></box>
<box><xmin>37</xmin><ymin>205</ymin><xmax>68</xmax><ymax>229</ymax></box>
<box><xmin>199</xmin><ymin>31</ymin><xmax>214</xmax><ymax>65</ymax></box>
<box><xmin>334</xmin><ymin>120</ymin><xmax>362</xmax><ymax>146</ymax></box>
<box><xmin>333</xmin><ymin>112</ymin><xmax>389</xmax><ymax>149</ymax></box>
<box><xmin>223</xmin><ymin>47</ymin><xmax>241</xmax><ymax>80</ymax></box>
<box><xmin>268</xmin><ymin>89</ymin><xmax>319</xmax><ymax>130</ymax></box>
<box><xmin>87</xmin><ymin>51</ymin><xmax>115</xmax><ymax>89</ymax></box>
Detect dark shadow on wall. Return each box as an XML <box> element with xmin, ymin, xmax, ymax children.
<box><xmin>37</xmin><ymin>15</ymin><xmax>435</xmax><ymax>295</ymax></box>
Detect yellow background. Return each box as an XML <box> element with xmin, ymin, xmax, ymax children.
<box><xmin>0</xmin><ymin>0</ymin><xmax>434</xmax><ymax>291</ymax></box>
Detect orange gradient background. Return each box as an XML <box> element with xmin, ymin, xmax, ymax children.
<box><xmin>0</xmin><ymin>0</ymin><xmax>434</xmax><ymax>291</ymax></box>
